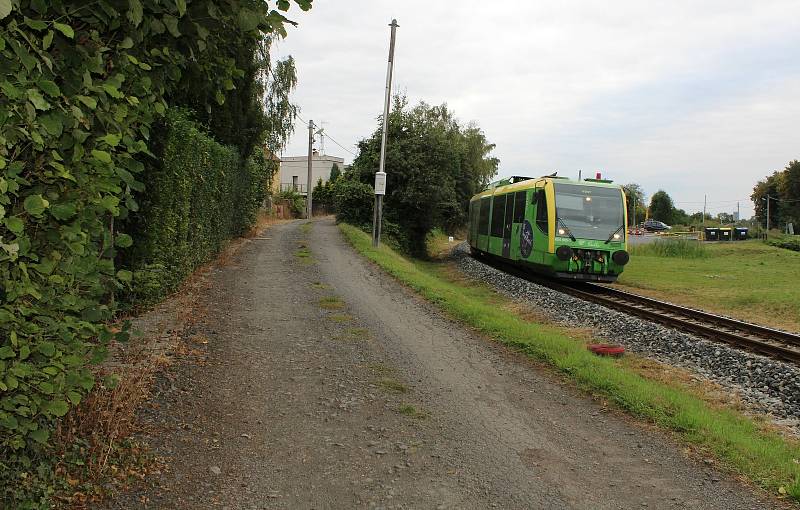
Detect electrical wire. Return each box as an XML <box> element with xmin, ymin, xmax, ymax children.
<box><xmin>295</xmin><ymin>114</ymin><xmax>358</xmax><ymax>157</ymax></box>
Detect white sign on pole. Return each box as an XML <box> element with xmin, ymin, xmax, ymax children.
<box><xmin>374</xmin><ymin>171</ymin><xmax>387</xmax><ymax>195</ymax></box>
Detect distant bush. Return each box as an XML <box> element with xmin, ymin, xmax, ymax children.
<box><xmin>767</xmin><ymin>237</ymin><xmax>800</xmax><ymax>252</ymax></box>
<box><xmin>277</xmin><ymin>190</ymin><xmax>306</xmax><ymax>217</ymax></box>
<box><xmin>332</xmin><ymin>178</ymin><xmax>374</xmax><ymax>228</ymax></box>
<box><xmin>630</xmin><ymin>239</ymin><xmax>708</xmax><ymax>258</ymax></box>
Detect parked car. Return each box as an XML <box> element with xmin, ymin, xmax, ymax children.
<box><xmin>643</xmin><ymin>219</ymin><xmax>671</xmax><ymax>232</ymax></box>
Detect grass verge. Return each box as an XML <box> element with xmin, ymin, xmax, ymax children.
<box><xmin>339</xmin><ymin>223</ymin><xmax>800</xmax><ymax>500</ymax></box>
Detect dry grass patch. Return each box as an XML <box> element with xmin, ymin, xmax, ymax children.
<box><xmin>367</xmin><ymin>362</ymin><xmax>394</xmax><ymax>376</ymax></box>
<box><xmin>327</xmin><ymin>313</ymin><xmax>353</xmax><ymax>323</ymax></box>
<box><xmin>319</xmin><ymin>296</ymin><xmax>345</xmax><ymax>310</ymax></box>
<box><xmin>398</xmin><ymin>403</ymin><xmax>429</xmax><ymax>419</ymax></box>
<box><xmin>378</xmin><ymin>379</ymin><xmax>409</xmax><ymax>394</ymax></box>
<box><xmin>334</xmin><ymin>327</ymin><xmax>371</xmax><ymax>343</ymax></box>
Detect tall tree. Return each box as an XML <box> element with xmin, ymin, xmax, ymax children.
<box><xmin>350</xmin><ymin>96</ymin><xmax>498</xmax><ymax>256</ymax></box>
<box><xmin>751</xmin><ymin>171</ymin><xmax>783</xmax><ymax>229</ymax></box>
<box><xmin>329</xmin><ymin>163</ymin><xmax>342</xmax><ymax>181</ymax></box>
<box><xmin>778</xmin><ymin>160</ymin><xmax>800</xmax><ymax>224</ymax></box>
<box><xmin>621</xmin><ymin>183</ymin><xmax>646</xmax><ymax>224</ymax></box>
<box><xmin>649</xmin><ymin>190</ymin><xmax>674</xmax><ymax>224</ymax></box>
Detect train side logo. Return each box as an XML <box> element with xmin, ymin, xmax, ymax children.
<box><xmin>520</xmin><ymin>220</ymin><xmax>533</xmax><ymax>258</ymax></box>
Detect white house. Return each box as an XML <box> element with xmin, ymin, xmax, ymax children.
<box><xmin>279</xmin><ymin>151</ymin><xmax>344</xmax><ymax>195</ymax></box>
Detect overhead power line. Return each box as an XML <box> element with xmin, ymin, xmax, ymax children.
<box><xmin>295</xmin><ymin>114</ymin><xmax>357</xmax><ymax>157</ymax></box>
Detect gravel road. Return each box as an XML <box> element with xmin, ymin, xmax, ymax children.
<box><xmin>105</xmin><ymin>219</ymin><xmax>782</xmax><ymax>509</ymax></box>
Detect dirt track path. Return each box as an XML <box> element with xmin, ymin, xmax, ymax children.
<box><xmin>107</xmin><ymin>219</ymin><xmax>777</xmax><ymax>509</ymax></box>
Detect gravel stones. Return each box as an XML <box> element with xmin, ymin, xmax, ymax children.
<box><xmin>453</xmin><ymin>244</ymin><xmax>800</xmax><ymax>431</ymax></box>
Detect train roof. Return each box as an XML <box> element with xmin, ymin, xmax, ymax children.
<box><xmin>471</xmin><ymin>176</ymin><xmax>622</xmax><ymax>201</ymax></box>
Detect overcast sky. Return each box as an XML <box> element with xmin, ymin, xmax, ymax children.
<box><xmin>274</xmin><ymin>1</ymin><xmax>800</xmax><ymax>218</ymax></box>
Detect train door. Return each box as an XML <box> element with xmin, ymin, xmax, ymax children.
<box><xmin>478</xmin><ymin>197</ymin><xmax>491</xmax><ymax>252</ymax></box>
<box><xmin>534</xmin><ymin>188</ymin><xmax>549</xmax><ymax>264</ymax></box>
<box><xmin>468</xmin><ymin>201</ymin><xmax>476</xmax><ymax>245</ymax></box>
<box><xmin>502</xmin><ymin>193</ymin><xmax>514</xmax><ymax>258</ymax></box>
<box><xmin>489</xmin><ymin>194</ymin><xmax>505</xmax><ymax>255</ymax></box>
<box><xmin>510</xmin><ymin>190</ymin><xmax>527</xmax><ymax>260</ymax></box>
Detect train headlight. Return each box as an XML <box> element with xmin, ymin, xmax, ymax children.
<box><xmin>556</xmin><ymin>245</ymin><xmax>573</xmax><ymax>261</ymax></box>
<box><xmin>558</xmin><ymin>228</ymin><xmax>566</xmax><ymax>236</ymax></box>
<box><xmin>613</xmin><ymin>233</ymin><xmax>621</xmax><ymax>240</ymax></box>
<box><xmin>612</xmin><ymin>250</ymin><xmax>630</xmax><ymax>266</ymax></box>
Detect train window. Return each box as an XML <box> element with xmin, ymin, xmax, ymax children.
<box><xmin>478</xmin><ymin>198</ymin><xmax>491</xmax><ymax>235</ymax></box>
<box><xmin>491</xmin><ymin>195</ymin><xmax>505</xmax><ymax>237</ymax></box>
<box><xmin>535</xmin><ymin>190</ymin><xmax>548</xmax><ymax>233</ymax></box>
<box><xmin>513</xmin><ymin>191</ymin><xmax>526</xmax><ymax>223</ymax></box>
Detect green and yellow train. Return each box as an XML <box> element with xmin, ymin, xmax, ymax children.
<box><xmin>468</xmin><ymin>175</ymin><xmax>630</xmax><ymax>282</ymax></box>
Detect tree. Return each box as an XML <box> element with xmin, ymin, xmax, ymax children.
<box><xmin>752</xmin><ymin>171</ymin><xmax>784</xmax><ymax>229</ymax></box>
<box><xmin>778</xmin><ymin>160</ymin><xmax>800</xmax><ymax>224</ymax></box>
<box><xmin>649</xmin><ymin>190</ymin><xmax>674</xmax><ymax>224</ymax></box>
<box><xmin>0</xmin><ymin>1</ymin><xmax>312</xmax><ymax>504</ymax></box>
<box><xmin>622</xmin><ymin>183</ymin><xmax>646</xmax><ymax>225</ymax></box>
<box><xmin>672</xmin><ymin>208</ymin><xmax>691</xmax><ymax>226</ymax></box>
<box><xmin>329</xmin><ymin>163</ymin><xmax>342</xmax><ymax>181</ymax></box>
<box><xmin>349</xmin><ymin>96</ymin><xmax>498</xmax><ymax>256</ymax></box>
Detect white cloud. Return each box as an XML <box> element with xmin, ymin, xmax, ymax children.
<box><xmin>275</xmin><ymin>0</ymin><xmax>800</xmax><ymax>217</ymax></box>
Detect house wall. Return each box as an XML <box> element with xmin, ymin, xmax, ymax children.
<box><xmin>280</xmin><ymin>154</ymin><xmax>345</xmax><ymax>194</ymax></box>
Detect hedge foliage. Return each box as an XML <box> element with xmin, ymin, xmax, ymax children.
<box><xmin>0</xmin><ymin>0</ymin><xmax>309</xmax><ymax>506</ymax></box>
<box><xmin>331</xmin><ymin>176</ymin><xmax>374</xmax><ymax>228</ymax></box>
<box><xmin>767</xmin><ymin>236</ymin><xmax>800</xmax><ymax>252</ymax></box>
<box><xmin>122</xmin><ymin>110</ymin><xmax>276</xmax><ymax>305</ymax></box>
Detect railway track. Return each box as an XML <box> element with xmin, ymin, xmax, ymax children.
<box><xmin>487</xmin><ymin>258</ymin><xmax>800</xmax><ymax>364</ymax></box>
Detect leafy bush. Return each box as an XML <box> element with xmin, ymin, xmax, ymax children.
<box><xmin>767</xmin><ymin>236</ymin><xmax>800</xmax><ymax>252</ymax></box>
<box><xmin>121</xmin><ymin>110</ymin><xmax>273</xmax><ymax>305</ymax></box>
<box><xmin>629</xmin><ymin>239</ymin><xmax>708</xmax><ymax>258</ymax></box>
<box><xmin>277</xmin><ymin>190</ymin><xmax>306</xmax><ymax>217</ymax></box>
<box><xmin>350</xmin><ymin>97</ymin><xmax>498</xmax><ymax>257</ymax></box>
<box><xmin>331</xmin><ymin>177</ymin><xmax>374</xmax><ymax>227</ymax></box>
<box><xmin>0</xmin><ymin>1</ymin><xmax>308</xmax><ymax>506</ymax></box>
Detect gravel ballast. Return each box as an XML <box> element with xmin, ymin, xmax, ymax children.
<box><xmin>453</xmin><ymin>243</ymin><xmax>800</xmax><ymax>431</ymax></box>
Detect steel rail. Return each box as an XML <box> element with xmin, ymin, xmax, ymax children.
<box><xmin>482</xmin><ymin>256</ymin><xmax>800</xmax><ymax>364</ymax></box>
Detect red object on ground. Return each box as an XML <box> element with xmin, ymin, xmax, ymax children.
<box><xmin>587</xmin><ymin>344</ymin><xmax>625</xmax><ymax>357</ymax></box>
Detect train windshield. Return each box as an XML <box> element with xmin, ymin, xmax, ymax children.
<box><xmin>554</xmin><ymin>183</ymin><xmax>624</xmax><ymax>241</ymax></box>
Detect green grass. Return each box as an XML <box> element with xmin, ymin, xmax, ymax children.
<box><xmin>296</xmin><ymin>242</ymin><xmax>313</xmax><ymax>264</ymax></box>
<box><xmin>339</xmin><ymin>223</ymin><xmax>800</xmax><ymax>500</ymax></box>
<box><xmin>327</xmin><ymin>313</ymin><xmax>353</xmax><ymax>323</ymax></box>
<box><xmin>398</xmin><ymin>403</ymin><xmax>428</xmax><ymax>419</ymax></box>
<box><xmin>319</xmin><ymin>296</ymin><xmax>345</xmax><ymax>310</ymax></box>
<box><xmin>629</xmin><ymin>238</ymin><xmax>708</xmax><ymax>258</ymax></box>
<box><xmin>378</xmin><ymin>379</ymin><xmax>409</xmax><ymax>393</ymax></box>
<box><xmin>301</xmin><ymin>221</ymin><xmax>313</xmax><ymax>234</ymax></box>
<box><xmin>334</xmin><ymin>327</ymin><xmax>370</xmax><ymax>343</ymax></box>
<box><xmin>620</xmin><ymin>240</ymin><xmax>800</xmax><ymax>331</ymax></box>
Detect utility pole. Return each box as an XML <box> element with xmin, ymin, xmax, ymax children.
<box><xmin>765</xmin><ymin>195</ymin><xmax>770</xmax><ymax>240</ymax></box>
<box><xmin>632</xmin><ymin>193</ymin><xmax>636</xmax><ymax>230</ymax></box>
<box><xmin>702</xmin><ymin>194</ymin><xmax>707</xmax><ymax>233</ymax></box>
<box><xmin>373</xmin><ymin>19</ymin><xmax>399</xmax><ymax>247</ymax></box>
<box><xmin>306</xmin><ymin>119</ymin><xmax>314</xmax><ymax>219</ymax></box>
<box><xmin>737</xmin><ymin>201</ymin><xmax>740</xmax><ymax>225</ymax></box>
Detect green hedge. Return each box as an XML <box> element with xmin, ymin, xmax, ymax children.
<box><xmin>767</xmin><ymin>236</ymin><xmax>800</xmax><ymax>252</ymax></box>
<box><xmin>123</xmin><ymin>110</ymin><xmax>274</xmax><ymax>305</ymax></box>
